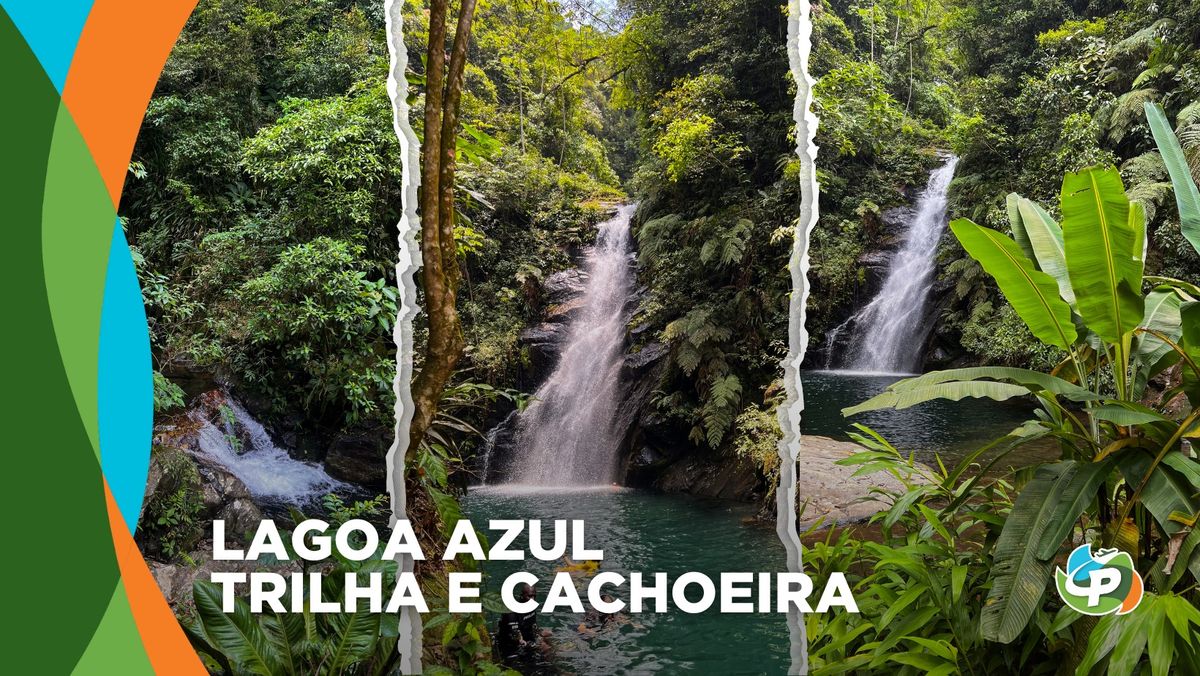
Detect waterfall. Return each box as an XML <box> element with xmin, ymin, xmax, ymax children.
<box><xmin>193</xmin><ymin>399</ymin><xmax>348</xmax><ymax>502</ymax></box>
<box><xmin>506</xmin><ymin>205</ymin><xmax>637</xmax><ymax>486</ymax></box>
<box><xmin>835</xmin><ymin>156</ymin><xmax>958</xmax><ymax>374</ymax></box>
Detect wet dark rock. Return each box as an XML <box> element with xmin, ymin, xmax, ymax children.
<box><xmin>857</xmin><ymin>249</ymin><xmax>894</xmax><ymax>268</ymax></box>
<box><xmin>520</xmin><ymin>322</ymin><xmax>568</xmax><ymax>345</ymax></box>
<box><xmin>623</xmin><ymin>342</ymin><xmax>669</xmax><ymax>371</ymax></box>
<box><xmin>655</xmin><ymin>450</ymin><xmax>761</xmax><ymax>501</ymax></box>
<box><xmin>543</xmin><ymin>269</ymin><xmax>588</xmax><ymax>305</ymax></box>
<box><xmin>326</xmin><ymin>428</ymin><xmax>389</xmax><ymax>487</ymax></box>
<box><xmin>519</xmin><ymin>322</ymin><xmax>569</xmax><ymax>378</ymax></box>
<box><xmin>545</xmin><ymin>297</ymin><xmax>586</xmax><ymax>322</ymax></box>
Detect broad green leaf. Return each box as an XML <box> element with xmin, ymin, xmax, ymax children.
<box><xmin>193</xmin><ymin>580</ymin><xmax>281</xmax><ymax>675</ymax></box>
<box><xmin>983</xmin><ymin>462</ymin><xmax>1082</xmax><ymax>643</ymax></box>
<box><xmin>1180</xmin><ymin>303</ymin><xmax>1200</xmax><ymax>406</ymax></box>
<box><xmin>1090</xmin><ymin>403</ymin><xmax>1172</xmax><ymax>426</ymax></box>
<box><xmin>887</xmin><ymin>366</ymin><xmax>1099</xmax><ymax>401</ymax></box>
<box><xmin>1130</xmin><ymin>200</ymin><xmax>1148</xmax><ymax>278</ymax></box>
<box><xmin>951</xmin><ymin>565</ymin><xmax>967</xmax><ymax>603</ymax></box>
<box><xmin>1146</xmin><ymin>102</ymin><xmax>1200</xmax><ymax>256</ymax></box>
<box><xmin>1015</xmin><ymin>196</ymin><xmax>1075</xmax><ymax>304</ymax></box>
<box><xmin>1076</xmin><ymin>612</ymin><xmax>1122</xmax><ymax>675</ymax></box>
<box><xmin>1007</xmin><ymin>193</ymin><xmax>1035</xmax><ymax>260</ymax></box>
<box><xmin>1146</xmin><ymin>599</ymin><xmax>1175</xmax><ymax>676</ymax></box>
<box><xmin>844</xmin><ymin>380</ymin><xmax>1032</xmax><ymax>416</ymax></box>
<box><xmin>1161</xmin><ymin>591</ymin><xmax>1200</xmax><ymax>645</ymax></box>
<box><xmin>1145</xmin><ymin>275</ymin><xmax>1200</xmax><ymax>298</ymax></box>
<box><xmin>1107</xmin><ymin>600</ymin><xmax>1151</xmax><ymax>676</ymax></box>
<box><xmin>1035</xmin><ymin>458</ymin><xmax>1113</xmax><ymax>559</ymax></box>
<box><xmin>1061</xmin><ymin>167</ymin><xmax>1145</xmax><ymax>343</ymax></box>
<box><xmin>1118</xmin><ymin>453</ymin><xmax>1199</xmax><ymax>537</ymax></box>
<box><xmin>1134</xmin><ymin>289</ymin><xmax>1185</xmax><ymax>397</ymax></box>
<box><xmin>951</xmin><ymin>218</ymin><xmax>1078</xmax><ymax>349</ymax></box>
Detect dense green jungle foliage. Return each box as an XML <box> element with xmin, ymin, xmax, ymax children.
<box><xmin>828</xmin><ymin>113</ymin><xmax>1200</xmax><ymax>673</ymax></box>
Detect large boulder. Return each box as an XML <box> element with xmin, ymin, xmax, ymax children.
<box><xmin>655</xmin><ymin>450</ymin><xmax>762</xmax><ymax>502</ymax></box>
<box><xmin>138</xmin><ymin>444</ymin><xmax>264</xmax><ymax>560</ymax></box>
<box><xmin>325</xmin><ymin>428</ymin><xmax>389</xmax><ymax>487</ymax></box>
<box><xmin>542</xmin><ymin>268</ymin><xmax>588</xmax><ymax>305</ymax></box>
<box><xmin>790</xmin><ymin>435</ymin><xmax>915</xmax><ymax>528</ymax></box>
<box><xmin>192</xmin><ymin>455</ymin><xmax>264</xmax><ymax>537</ymax></box>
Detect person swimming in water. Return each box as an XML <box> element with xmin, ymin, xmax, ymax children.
<box><xmin>496</xmin><ymin>583</ymin><xmax>552</xmax><ymax>669</ymax></box>
<box><xmin>577</xmin><ymin>594</ymin><xmax>630</xmax><ymax>637</ymax></box>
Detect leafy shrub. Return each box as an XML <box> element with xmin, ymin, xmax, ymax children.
<box><xmin>142</xmin><ymin>447</ymin><xmax>205</xmax><ymax>561</ymax></box>
<box><xmin>229</xmin><ymin>237</ymin><xmax>396</xmax><ymax>424</ymax></box>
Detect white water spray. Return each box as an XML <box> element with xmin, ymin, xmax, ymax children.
<box><xmin>507</xmin><ymin>205</ymin><xmax>636</xmax><ymax>486</ymax></box>
<box><xmin>193</xmin><ymin>400</ymin><xmax>348</xmax><ymax>501</ymax></box>
<box><xmin>836</xmin><ymin>156</ymin><xmax>958</xmax><ymax>374</ymax></box>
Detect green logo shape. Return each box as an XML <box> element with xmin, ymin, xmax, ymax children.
<box><xmin>1054</xmin><ymin>544</ymin><xmax>1143</xmax><ymax>616</ymax></box>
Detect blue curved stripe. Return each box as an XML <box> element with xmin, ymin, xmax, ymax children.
<box><xmin>0</xmin><ymin>1</ymin><xmax>93</xmax><ymax>92</ymax></box>
<box><xmin>98</xmin><ymin>221</ymin><xmax>152</xmax><ymax>532</ymax></box>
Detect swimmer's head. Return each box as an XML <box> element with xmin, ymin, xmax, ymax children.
<box><xmin>518</xmin><ymin>583</ymin><xmax>536</xmax><ymax>602</ymax></box>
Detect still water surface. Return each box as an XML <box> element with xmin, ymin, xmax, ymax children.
<box><xmin>464</xmin><ymin>370</ymin><xmax>1049</xmax><ymax>674</ymax></box>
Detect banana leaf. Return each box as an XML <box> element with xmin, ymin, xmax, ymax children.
<box><xmin>193</xmin><ymin>579</ymin><xmax>282</xmax><ymax>675</ymax></box>
<box><xmin>1134</xmin><ymin>289</ymin><xmax>1185</xmax><ymax>398</ymax></box>
<box><xmin>950</xmin><ymin>218</ymin><xmax>1077</xmax><ymax>349</ymax></box>
<box><xmin>1060</xmin><ymin>167</ymin><xmax>1145</xmax><ymax>343</ymax></box>
<box><xmin>1090</xmin><ymin>403</ymin><xmax>1173</xmax><ymax>426</ymax></box>
<box><xmin>1145</xmin><ymin>275</ymin><xmax>1200</xmax><ymax>298</ymax></box>
<box><xmin>1181</xmin><ymin>303</ymin><xmax>1200</xmax><ymax>406</ymax></box>
<box><xmin>983</xmin><ymin>461</ymin><xmax>1099</xmax><ymax>643</ymax></box>
<box><xmin>1015</xmin><ymin>196</ymin><xmax>1075</xmax><ymax>305</ymax></box>
<box><xmin>843</xmin><ymin>380</ymin><xmax>1033</xmax><ymax>416</ymax></box>
<box><xmin>1007</xmin><ymin>193</ymin><xmax>1035</xmax><ymax>260</ymax></box>
<box><xmin>890</xmin><ymin>366</ymin><xmax>1096</xmax><ymax>396</ymax></box>
<box><xmin>1146</xmin><ymin>102</ymin><xmax>1200</xmax><ymax>257</ymax></box>
<box><xmin>1035</xmin><ymin>458</ymin><xmax>1113</xmax><ymax>559</ymax></box>
<box><xmin>1117</xmin><ymin>452</ymin><xmax>1200</xmax><ymax>538</ymax></box>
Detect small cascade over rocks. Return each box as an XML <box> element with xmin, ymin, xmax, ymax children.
<box><xmin>826</xmin><ymin>155</ymin><xmax>959</xmax><ymax>374</ymax></box>
<box><xmin>502</xmin><ymin>205</ymin><xmax>638</xmax><ymax>487</ymax></box>
<box><xmin>160</xmin><ymin>390</ymin><xmax>351</xmax><ymax>508</ymax></box>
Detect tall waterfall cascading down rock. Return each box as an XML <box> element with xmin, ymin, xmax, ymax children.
<box><xmin>826</xmin><ymin>156</ymin><xmax>959</xmax><ymax>374</ymax></box>
<box><xmin>502</xmin><ymin>205</ymin><xmax>638</xmax><ymax>487</ymax></box>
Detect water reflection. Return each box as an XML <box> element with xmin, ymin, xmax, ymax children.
<box><xmin>465</xmin><ymin>488</ymin><xmax>791</xmax><ymax>674</ymax></box>
<box><xmin>800</xmin><ymin>370</ymin><xmax>1054</xmax><ymax>468</ymax></box>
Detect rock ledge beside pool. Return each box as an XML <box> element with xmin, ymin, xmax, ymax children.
<box><xmin>793</xmin><ymin>435</ymin><xmax>921</xmax><ymax>529</ymax></box>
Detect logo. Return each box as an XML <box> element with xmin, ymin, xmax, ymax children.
<box><xmin>1054</xmin><ymin>545</ymin><xmax>1143</xmax><ymax>616</ymax></box>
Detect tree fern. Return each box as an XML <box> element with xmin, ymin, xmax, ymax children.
<box><xmin>1122</xmin><ymin>152</ymin><xmax>1172</xmax><ymax>223</ymax></box>
<box><xmin>1175</xmin><ymin>101</ymin><xmax>1200</xmax><ymax>181</ymax></box>
<box><xmin>637</xmin><ymin>213</ymin><xmax>684</xmax><ymax>266</ymax></box>
<box><xmin>1106</xmin><ymin>88</ymin><xmax>1159</xmax><ymax>144</ymax></box>
<box><xmin>699</xmin><ymin>218</ymin><xmax>753</xmax><ymax>267</ymax></box>
<box><xmin>701</xmin><ymin>373</ymin><xmax>742</xmax><ymax>447</ymax></box>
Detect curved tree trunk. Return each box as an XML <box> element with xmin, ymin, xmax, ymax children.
<box><xmin>407</xmin><ymin>0</ymin><xmax>479</xmax><ymax>463</ymax></box>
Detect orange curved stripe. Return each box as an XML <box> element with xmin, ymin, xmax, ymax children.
<box><xmin>62</xmin><ymin>0</ymin><xmax>197</xmax><ymax>207</ymax></box>
<box><xmin>104</xmin><ymin>479</ymin><xmax>206</xmax><ymax>674</ymax></box>
<box><xmin>1119</xmin><ymin>572</ymin><xmax>1143</xmax><ymax>614</ymax></box>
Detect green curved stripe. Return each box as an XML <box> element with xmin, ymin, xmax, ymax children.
<box><xmin>43</xmin><ymin>101</ymin><xmax>115</xmax><ymax>458</ymax></box>
<box><xmin>71</xmin><ymin>582</ymin><xmax>155</xmax><ymax>675</ymax></box>
<box><xmin>0</xmin><ymin>8</ymin><xmax>122</xmax><ymax>674</ymax></box>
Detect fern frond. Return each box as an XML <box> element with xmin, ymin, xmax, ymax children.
<box><xmin>1106</xmin><ymin>88</ymin><xmax>1159</xmax><ymax>143</ymax></box>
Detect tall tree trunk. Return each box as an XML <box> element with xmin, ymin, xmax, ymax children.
<box><xmin>407</xmin><ymin>0</ymin><xmax>479</xmax><ymax>463</ymax></box>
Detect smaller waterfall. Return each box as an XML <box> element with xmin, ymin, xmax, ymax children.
<box><xmin>194</xmin><ymin>399</ymin><xmax>348</xmax><ymax>501</ymax></box>
<box><xmin>834</xmin><ymin>156</ymin><xmax>958</xmax><ymax>374</ymax></box>
<box><xmin>507</xmin><ymin>205</ymin><xmax>637</xmax><ymax>486</ymax></box>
